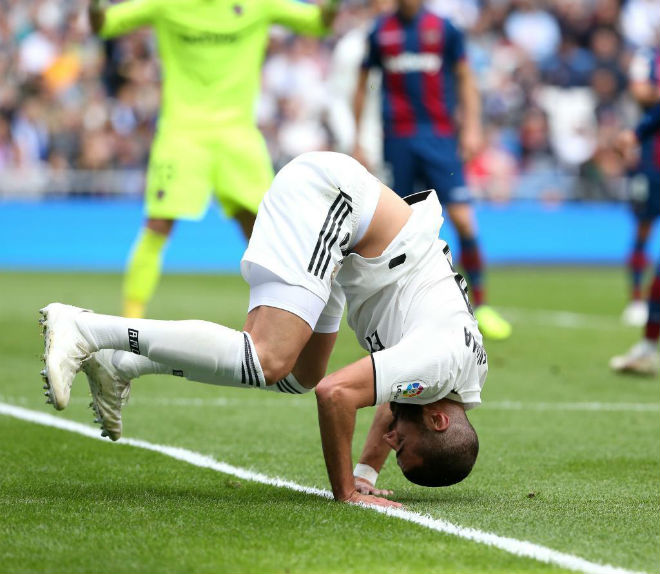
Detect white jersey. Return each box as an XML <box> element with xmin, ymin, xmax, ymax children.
<box><xmin>338</xmin><ymin>191</ymin><xmax>487</xmax><ymax>409</ymax></box>
<box><xmin>242</xmin><ymin>152</ymin><xmax>487</xmax><ymax>409</ymax></box>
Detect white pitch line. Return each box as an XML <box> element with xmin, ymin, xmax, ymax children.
<box><xmin>499</xmin><ymin>307</ymin><xmax>622</xmax><ymax>330</ymax></box>
<box><xmin>0</xmin><ymin>402</ymin><xmax>649</xmax><ymax>574</ymax></box>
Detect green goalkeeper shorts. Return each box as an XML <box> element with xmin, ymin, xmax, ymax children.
<box><xmin>144</xmin><ymin>124</ymin><xmax>274</xmax><ymax>220</ymax></box>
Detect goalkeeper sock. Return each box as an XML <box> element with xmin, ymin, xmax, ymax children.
<box><xmin>75</xmin><ymin>313</ymin><xmax>266</xmax><ymax>389</ymax></box>
<box><xmin>122</xmin><ymin>227</ymin><xmax>169</xmax><ymax>318</ymax></box>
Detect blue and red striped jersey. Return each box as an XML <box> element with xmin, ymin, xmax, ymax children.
<box><xmin>362</xmin><ymin>8</ymin><xmax>465</xmax><ymax>138</ymax></box>
<box><xmin>631</xmin><ymin>47</ymin><xmax>660</xmax><ymax>170</ymax></box>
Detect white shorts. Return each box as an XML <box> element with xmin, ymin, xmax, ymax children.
<box><xmin>241</xmin><ymin>152</ymin><xmax>380</xmax><ymax>327</ymax></box>
<box><xmin>244</xmin><ymin>263</ymin><xmax>344</xmax><ymax>333</ymax></box>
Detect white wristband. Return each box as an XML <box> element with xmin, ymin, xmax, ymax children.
<box><xmin>353</xmin><ymin>463</ymin><xmax>379</xmax><ymax>485</ymax></box>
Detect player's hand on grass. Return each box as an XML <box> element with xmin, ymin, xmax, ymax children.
<box><xmin>344</xmin><ymin>490</ymin><xmax>402</xmax><ymax>508</ymax></box>
<box><xmin>354</xmin><ymin>477</ymin><xmax>393</xmax><ymax>497</ymax></box>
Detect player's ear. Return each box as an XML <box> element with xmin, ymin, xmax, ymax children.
<box><xmin>425</xmin><ymin>409</ymin><xmax>450</xmax><ymax>432</ymax></box>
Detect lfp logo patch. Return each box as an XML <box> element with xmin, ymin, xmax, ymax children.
<box><xmin>401</xmin><ymin>382</ymin><xmax>424</xmax><ymax>398</ymax></box>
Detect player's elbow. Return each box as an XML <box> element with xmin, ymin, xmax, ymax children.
<box><xmin>314</xmin><ymin>375</ymin><xmax>342</xmax><ymax>404</ymax></box>
<box><xmin>315</xmin><ymin>373</ymin><xmax>354</xmax><ymax>407</ymax></box>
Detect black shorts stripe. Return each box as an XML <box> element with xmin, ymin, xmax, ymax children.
<box><xmin>402</xmin><ymin>189</ymin><xmax>434</xmax><ymax>205</ymax></box>
<box><xmin>308</xmin><ymin>194</ymin><xmax>344</xmax><ymax>274</ymax></box>
<box><xmin>312</xmin><ymin>201</ymin><xmax>351</xmax><ymax>278</ymax></box>
<box><xmin>308</xmin><ymin>189</ymin><xmax>353</xmax><ymax>279</ymax></box>
<box><xmin>317</xmin><ymin>204</ymin><xmax>351</xmax><ymax>278</ymax></box>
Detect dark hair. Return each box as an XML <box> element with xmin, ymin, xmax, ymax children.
<box><xmin>390</xmin><ymin>402</ymin><xmax>479</xmax><ymax>487</ymax></box>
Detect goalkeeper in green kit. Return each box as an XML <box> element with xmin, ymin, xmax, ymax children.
<box><xmin>88</xmin><ymin>0</ymin><xmax>341</xmax><ymax>318</ymax></box>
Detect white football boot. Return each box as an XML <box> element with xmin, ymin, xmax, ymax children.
<box><xmin>39</xmin><ymin>303</ymin><xmax>93</xmax><ymax>410</ymax></box>
<box><xmin>82</xmin><ymin>350</ymin><xmax>131</xmax><ymax>441</ymax></box>
<box><xmin>609</xmin><ymin>339</ymin><xmax>660</xmax><ymax>376</ymax></box>
<box><xmin>621</xmin><ymin>300</ymin><xmax>648</xmax><ymax>327</ymax></box>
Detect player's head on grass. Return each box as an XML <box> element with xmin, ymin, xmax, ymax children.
<box><xmin>385</xmin><ymin>399</ymin><xmax>479</xmax><ymax>487</ymax></box>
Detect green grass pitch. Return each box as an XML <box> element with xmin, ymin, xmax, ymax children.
<box><xmin>0</xmin><ymin>269</ymin><xmax>658</xmax><ymax>573</ymax></box>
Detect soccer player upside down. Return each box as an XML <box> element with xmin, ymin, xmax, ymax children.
<box><xmin>39</xmin><ymin>152</ymin><xmax>488</xmax><ymax>507</ymax></box>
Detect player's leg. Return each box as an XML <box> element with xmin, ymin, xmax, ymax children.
<box><xmin>123</xmin><ymin>130</ymin><xmax>214</xmax><ymax>318</ymax></box>
<box><xmin>383</xmin><ymin>136</ymin><xmax>416</xmax><ymax>197</ymax></box>
<box><xmin>416</xmin><ymin>137</ymin><xmax>511</xmax><ymax>340</ymax></box>
<box><xmin>212</xmin><ymin>125</ymin><xmax>273</xmax><ymax>242</ymax></box>
<box><xmin>79</xmin><ymin>301</ymin><xmax>338</xmax><ymax>440</ymax></box>
<box><xmin>622</xmin><ymin>217</ymin><xmax>651</xmax><ymax>326</ymax></box>
<box><xmin>41</xmin><ymin>152</ymin><xmax>377</xmax><ymax>412</ymax></box>
<box><xmin>622</xmin><ymin>172</ymin><xmax>659</xmax><ymax>325</ymax></box>
<box><xmin>611</xmin><ymin>260</ymin><xmax>660</xmax><ymax>376</ymax></box>
<box><xmin>123</xmin><ymin>218</ymin><xmax>175</xmax><ymax>319</ymax></box>
<box><xmin>444</xmin><ymin>203</ymin><xmax>483</xmax><ymax>305</ymax></box>
<box><xmin>39</xmin><ymin>302</ymin><xmax>312</xmax><ymax>409</ymax></box>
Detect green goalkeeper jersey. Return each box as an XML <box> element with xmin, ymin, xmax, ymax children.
<box><xmin>101</xmin><ymin>0</ymin><xmax>328</xmax><ymax>130</ymax></box>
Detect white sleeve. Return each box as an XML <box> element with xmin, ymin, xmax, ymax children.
<box><xmin>314</xmin><ymin>279</ymin><xmax>345</xmax><ymax>333</ymax></box>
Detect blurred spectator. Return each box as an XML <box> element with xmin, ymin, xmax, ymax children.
<box><xmin>504</xmin><ymin>0</ymin><xmax>561</xmax><ymax>63</ymax></box>
<box><xmin>620</xmin><ymin>0</ymin><xmax>660</xmax><ymax>48</ymax></box>
<box><xmin>541</xmin><ymin>35</ymin><xmax>594</xmax><ymax>88</ymax></box>
<box><xmin>0</xmin><ymin>0</ymin><xmax>652</xmax><ymax>202</ymax></box>
<box><xmin>514</xmin><ymin>107</ymin><xmax>566</xmax><ymax>202</ymax></box>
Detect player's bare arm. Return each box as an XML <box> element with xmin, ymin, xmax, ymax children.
<box><xmin>315</xmin><ymin>180</ymin><xmax>412</xmax><ymax>506</ymax></box>
<box><xmin>455</xmin><ymin>60</ymin><xmax>483</xmax><ymax>161</ymax></box>
<box><xmin>315</xmin><ymin>357</ymin><xmax>402</xmax><ymax>508</ymax></box>
<box><xmin>354</xmin><ymin>403</ymin><xmax>395</xmax><ymax>496</ymax></box>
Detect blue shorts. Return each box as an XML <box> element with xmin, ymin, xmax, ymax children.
<box><xmin>383</xmin><ymin>135</ymin><xmax>471</xmax><ymax>204</ymax></box>
<box><xmin>629</xmin><ymin>170</ymin><xmax>660</xmax><ymax>221</ymax></box>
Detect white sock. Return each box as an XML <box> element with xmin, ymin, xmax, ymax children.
<box><xmin>265</xmin><ymin>374</ymin><xmax>312</xmax><ymax>394</ymax></box>
<box><xmin>109</xmin><ymin>349</ymin><xmax>312</xmax><ymax>394</ymax></box>
<box><xmin>110</xmin><ymin>350</ymin><xmax>171</xmax><ymax>380</ymax></box>
<box><xmin>77</xmin><ymin>314</ymin><xmax>265</xmax><ymax>388</ymax></box>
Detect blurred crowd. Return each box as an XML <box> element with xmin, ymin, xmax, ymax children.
<box><xmin>0</xmin><ymin>0</ymin><xmax>658</xmax><ymax>201</ymax></box>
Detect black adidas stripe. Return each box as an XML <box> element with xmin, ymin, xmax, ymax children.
<box><xmin>308</xmin><ymin>194</ymin><xmax>343</xmax><ymax>274</ymax></box>
<box><xmin>278</xmin><ymin>377</ymin><xmax>301</xmax><ymax>394</ymax></box>
<box><xmin>308</xmin><ymin>189</ymin><xmax>352</xmax><ymax>279</ymax></box>
<box><xmin>315</xmin><ymin>202</ymin><xmax>351</xmax><ymax>278</ymax></box>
